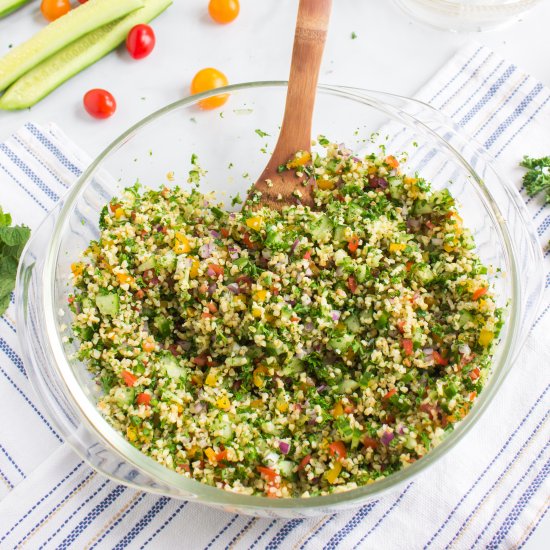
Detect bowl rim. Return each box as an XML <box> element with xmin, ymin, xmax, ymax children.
<box><xmin>36</xmin><ymin>81</ymin><xmax>535</xmax><ymax>510</ymax></box>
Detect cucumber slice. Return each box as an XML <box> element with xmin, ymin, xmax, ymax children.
<box><xmin>0</xmin><ymin>0</ymin><xmax>31</xmax><ymax>18</ymax></box>
<box><xmin>0</xmin><ymin>0</ymin><xmax>172</xmax><ymax>109</ymax></box>
<box><xmin>0</xmin><ymin>0</ymin><xmax>144</xmax><ymax>92</ymax></box>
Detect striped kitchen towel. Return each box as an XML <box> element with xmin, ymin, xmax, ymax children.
<box><xmin>0</xmin><ymin>42</ymin><xmax>549</xmax><ymax>549</ymax></box>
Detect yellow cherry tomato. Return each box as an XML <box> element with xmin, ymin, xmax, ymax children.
<box><xmin>40</xmin><ymin>0</ymin><xmax>70</xmax><ymax>22</ymax></box>
<box><xmin>208</xmin><ymin>0</ymin><xmax>240</xmax><ymax>24</ymax></box>
<box><xmin>190</xmin><ymin>67</ymin><xmax>229</xmax><ymax>110</ymax></box>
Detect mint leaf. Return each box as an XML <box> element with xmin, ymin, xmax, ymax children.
<box><xmin>0</xmin><ymin>207</ymin><xmax>11</xmax><ymax>227</ymax></box>
<box><xmin>0</xmin><ymin>209</ymin><xmax>31</xmax><ymax>317</ymax></box>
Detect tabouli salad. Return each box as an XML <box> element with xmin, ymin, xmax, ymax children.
<box><xmin>69</xmin><ymin>141</ymin><xmax>502</xmax><ymax>498</ymax></box>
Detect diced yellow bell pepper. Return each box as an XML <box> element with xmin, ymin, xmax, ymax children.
<box><xmin>188</xmin><ymin>445</ymin><xmax>202</xmax><ymax>458</ymax></box>
<box><xmin>250</xmin><ymin>399</ymin><xmax>264</xmax><ymax>409</ymax></box>
<box><xmin>205</xmin><ymin>371</ymin><xmax>218</xmax><ymax>387</ymax></box>
<box><xmin>253</xmin><ymin>289</ymin><xmax>267</xmax><ymax>302</ymax></box>
<box><xmin>317</xmin><ymin>179</ymin><xmax>335</xmax><ymax>191</ymax></box>
<box><xmin>189</xmin><ymin>260</ymin><xmax>200</xmax><ymax>278</ymax></box>
<box><xmin>233</xmin><ymin>295</ymin><xmax>246</xmax><ymax>304</ymax></box>
<box><xmin>126</xmin><ymin>426</ymin><xmax>137</xmax><ymax>442</ymax></box>
<box><xmin>116</xmin><ymin>272</ymin><xmax>134</xmax><ymax>285</ymax></box>
<box><xmin>332</xmin><ymin>401</ymin><xmax>344</xmax><ymax>418</ymax></box>
<box><xmin>287</xmin><ymin>151</ymin><xmax>311</xmax><ymax>168</ymax></box>
<box><xmin>216</xmin><ymin>395</ymin><xmax>231</xmax><ymax>410</ymax></box>
<box><xmin>478</xmin><ymin>329</ymin><xmax>494</xmax><ymax>347</ymax></box>
<box><xmin>276</xmin><ymin>400</ymin><xmax>289</xmax><ymax>413</ymax></box>
<box><xmin>253</xmin><ymin>365</ymin><xmax>268</xmax><ymax>388</ymax></box>
<box><xmin>252</xmin><ymin>307</ymin><xmax>263</xmax><ymax>318</ymax></box>
<box><xmin>173</xmin><ymin>232</ymin><xmax>191</xmax><ymax>254</ymax></box>
<box><xmin>205</xmin><ymin>448</ymin><xmax>217</xmax><ymax>462</ymax></box>
<box><xmin>114</xmin><ymin>207</ymin><xmax>125</xmax><ymax>219</ymax></box>
<box><xmin>325</xmin><ymin>462</ymin><xmax>342</xmax><ymax>484</ymax></box>
<box><xmin>246</xmin><ymin>216</ymin><xmax>263</xmax><ymax>231</ymax></box>
<box><xmin>443</xmin><ymin>243</ymin><xmax>454</xmax><ymax>253</ymax></box>
<box><xmin>389</xmin><ymin>243</ymin><xmax>406</xmax><ymax>253</ymax></box>
<box><xmin>71</xmin><ymin>262</ymin><xmax>84</xmax><ymax>278</ymax></box>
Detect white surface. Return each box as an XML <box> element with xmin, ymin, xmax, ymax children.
<box><xmin>0</xmin><ymin>0</ymin><xmax>549</xmax><ymax>547</ymax></box>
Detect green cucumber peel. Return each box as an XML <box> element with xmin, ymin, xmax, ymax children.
<box><xmin>0</xmin><ymin>0</ymin><xmax>31</xmax><ymax>18</ymax></box>
<box><xmin>0</xmin><ymin>0</ymin><xmax>172</xmax><ymax>109</ymax></box>
<box><xmin>0</xmin><ymin>0</ymin><xmax>145</xmax><ymax>92</ymax></box>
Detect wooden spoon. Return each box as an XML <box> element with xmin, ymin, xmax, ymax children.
<box><xmin>247</xmin><ymin>0</ymin><xmax>332</xmax><ymax>210</ymax></box>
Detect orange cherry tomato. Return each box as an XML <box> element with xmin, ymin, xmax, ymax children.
<box><xmin>257</xmin><ymin>466</ymin><xmax>278</xmax><ymax>481</ymax></box>
<box><xmin>208</xmin><ymin>0</ymin><xmax>240</xmax><ymax>24</ymax></box>
<box><xmin>472</xmin><ymin>287</ymin><xmax>488</xmax><ymax>301</ymax></box>
<box><xmin>402</xmin><ymin>338</ymin><xmax>414</xmax><ymax>356</ymax></box>
<box><xmin>40</xmin><ymin>0</ymin><xmax>70</xmax><ymax>21</ymax></box>
<box><xmin>190</xmin><ymin>68</ymin><xmax>229</xmax><ymax>110</ymax></box>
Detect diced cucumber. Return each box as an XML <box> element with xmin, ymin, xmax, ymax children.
<box><xmin>81</xmin><ymin>297</ymin><xmax>93</xmax><ymax>310</ymax></box>
<box><xmin>0</xmin><ymin>0</ymin><xmax>172</xmax><ymax>109</ymax></box>
<box><xmin>278</xmin><ymin>460</ymin><xmax>295</xmax><ymax>478</ymax></box>
<box><xmin>344</xmin><ymin>314</ymin><xmax>361</xmax><ymax>333</ymax></box>
<box><xmin>376</xmin><ymin>311</ymin><xmax>389</xmax><ymax>331</ymax></box>
<box><xmin>355</xmin><ymin>264</ymin><xmax>369</xmax><ymax>283</ymax></box>
<box><xmin>310</xmin><ymin>215</ymin><xmax>333</xmax><ymax>243</ymax></box>
<box><xmin>336</xmin><ymin>416</ymin><xmax>362</xmax><ymax>448</ymax></box>
<box><xmin>458</xmin><ymin>311</ymin><xmax>474</xmax><ymax>327</ymax></box>
<box><xmin>0</xmin><ymin>0</ymin><xmax>144</xmax><ymax>93</ymax></box>
<box><xmin>412</xmin><ymin>263</ymin><xmax>435</xmax><ymax>285</ymax></box>
<box><xmin>412</xmin><ymin>199</ymin><xmax>433</xmax><ymax>216</ymax></box>
<box><xmin>154</xmin><ymin>315</ymin><xmax>172</xmax><ymax>339</ymax></box>
<box><xmin>137</xmin><ymin>257</ymin><xmax>156</xmax><ymax>273</ymax></box>
<box><xmin>282</xmin><ymin>357</ymin><xmax>304</xmax><ymax>375</ymax></box>
<box><xmin>388</xmin><ymin>177</ymin><xmax>404</xmax><ymax>200</ymax></box>
<box><xmin>333</xmin><ymin>249</ymin><xmax>349</xmax><ymax>266</ymax></box>
<box><xmin>338</xmin><ymin>379</ymin><xmax>359</xmax><ymax>394</ymax></box>
<box><xmin>0</xmin><ymin>0</ymin><xmax>30</xmax><ymax>18</ymax></box>
<box><xmin>328</xmin><ymin>334</ymin><xmax>354</xmax><ymax>353</ymax></box>
<box><xmin>114</xmin><ymin>386</ymin><xmax>134</xmax><ymax>406</ymax></box>
<box><xmin>159</xmin><ymin>354</ymin><xmax>186</xmax><ymax>380</ymax></box>
<box><xmin>157</xmin><ymin>249</ymin><xmax>177</xmax><ymax>271</ymax></box>
<box><xmin>333</xmin><ymin>226</ymin><xmax>348</xmax><ymax>243</ymax></box>
<box><xmin>96</xmin><ymin>293</ymin><xmax>119</xmax><ymax>316</ymax></box>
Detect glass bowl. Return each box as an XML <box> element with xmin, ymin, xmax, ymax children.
<box><xmin>392</xmin><ymin>0</ymin><xmax>544</xmax><ymax>32</ymax></box>
<box><xmin>17</xmin><ymin>82</ymin><xmax>543</xmax><ymax>518</ymax></box>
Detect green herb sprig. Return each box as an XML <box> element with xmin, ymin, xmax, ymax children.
<box><xmin>0</xmin><ymin>207</ymin><xmax>30</xmax><ymax>316</ymax></box>
<box><xmin>520</xmin><ymin>155</ymin><xmax>550</xmax><ymax>203</ymax></box>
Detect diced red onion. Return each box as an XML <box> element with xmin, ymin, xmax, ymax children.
<box><xmin>407</xmin><ymin>218</ymin><xmax>422</xmax><ymax>232</ymax></box>
<box><xmin>369</xmin><ymin>175</ymin><xmax>389</xmax><ymax>189</ymax></box>
<box><xmin>207</xmin><ymin>282</ymin><xmax>217</xmax><ymax>295</ymax></box>
<box><xmin>304</xmin><ymin>322</ymin><xmax>314</xmax><ymax>332</ymax></box>
<box><xmin>226</xmin><ymin>283</ymin><xmax>240</xmax><ymax>294</ymax></box>
<box><xmin>210</xmin><ymin>230</ymin><xmax>220</xmax><ymax>238</ymax></box>
<box><xmin>381</xmin><ymin>431</ymin><xmax>394</xmax><ymax>446</ymax></box>
<box><xmin>279</xmin><ymin>441</ymin><xmax>290</xmax><ymax>455</ymax></box>
<box><xmin>199</xmin><ymin>243</ymin><xmax>214</xmax><ymax>259</ymax></box>
<box><xmin>290</xmin><ymin>238</ymin><xmax>301</xmax><ymax>253</ymax></box>
<box><xmin>423</xmin><ymin>348</ymin><xmax>434</xmax><ymax>357</ymax></box>
<box><xmin>331</xmin><ymin>310</ymin><xmax>341</xmax><ymax>321</ymax></box>
<box><xmin>397</xmin><ymin>424</ymin><xmax>405</xmax><ymax>435</ymax></box>
<box><xmin>305</xmin><ymin>268</ymin><xmax>313</xmax><ymax>277</ymax></box>
<box><xmin>317</xmin><ymin>384</ymin><xmax>328</xmax><ymax>392</ymax></box>
<box><xmin>352</xmin><ymin>156</ymin><xmax>361</xmax><ymax>163</ymax></box>
<box><xmin>206</xmin><ymin>267</ymin><xmax>216</xmax><ymax>278</ymax></box>
<box><xmin>228</xmin><ymin>246</ymin><xmax>240</xmax><ymax>260</ymax></box>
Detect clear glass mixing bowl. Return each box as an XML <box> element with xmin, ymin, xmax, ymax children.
<box><xmin>17</xmin><ymin>83</ymin><xmax>543</xmax><ymax>518</ymax></box>
<box><xmin>392</xmin><ymin>0</ymin><xmax>544</xmax><ymax>32</ymax></box>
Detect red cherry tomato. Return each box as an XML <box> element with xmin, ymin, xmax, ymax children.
<box><xmin>126</xmin><ymin>24</ymin><xmax>156</xmax><ymax>60</ymax></box>
<box><xmin>190</xmin><ymin>67</ymin><xmax>229</xmax><ymax>109</ymax></box>
<box><xmin>208</xmin><ymin>0</ymin><xmax>240</xmax><ymax>24</ymax></box>
<box><xmin>40</xmin><ymin>0</ymin><xmax>70</xmax><ymax>22</ymax></box>
<box><xmin>83</xmin><ymin>89</ymin><xmax>117</xmax><ymax>119</ymax></box>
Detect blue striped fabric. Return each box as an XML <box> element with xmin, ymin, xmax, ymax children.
<box><xmin>0</xmin><ymin>43</ymin><xmax>549</xmax><ymax>548</ymax></box>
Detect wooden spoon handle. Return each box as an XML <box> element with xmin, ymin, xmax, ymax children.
<box><xmin>275</xmin><ymin>0</ymin><xmax>332</xmax><ymax>159</ymax></box>
<box><xmin>249</xmin><ymin>0</ymin><xmax>332</xmax><ymax>210</ymax></box>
